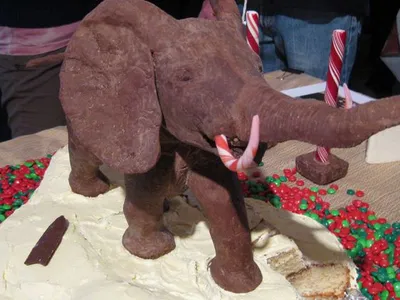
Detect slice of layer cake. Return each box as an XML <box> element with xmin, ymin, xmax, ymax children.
<box><xmin>287</xmin><ymin>264</ymin><xmax>350</xmax><ymax>300</ymax></box>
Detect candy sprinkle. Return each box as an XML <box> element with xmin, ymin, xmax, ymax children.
<box><xmin>0</xmin><ymin>155</ymin><xmax>52</xmax><ymax>223</ymax></box>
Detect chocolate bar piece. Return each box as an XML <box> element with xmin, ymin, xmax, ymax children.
<box><xmin>295</xmin><ymin>152</ymin><xmax>349</xmax><ymax>185</ymax></box>
<box><xmin>24</xmin><ymin>216</ymin><xmax>69</xmax><ymax>266</ymax></box>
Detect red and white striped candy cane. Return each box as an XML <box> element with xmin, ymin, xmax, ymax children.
<box><xmin>315</xmin><ymin>30</ymin><xmax>347</xmax><ymax>163</ymax></box>
<box><xmin>246</xmin><ymin>11</ymin><xmax>260</xmax><ymax>55</ymax></box>
<box><xmin>215</xmin><ymin>115</ymin><xmax>260</xmax><ymax>172</ymax></box>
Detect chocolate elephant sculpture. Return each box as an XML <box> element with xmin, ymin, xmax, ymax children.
<box><xmin>59</xmin><ymin>0</ymin><xmax>400</xmax><ymax>294</ymax></box>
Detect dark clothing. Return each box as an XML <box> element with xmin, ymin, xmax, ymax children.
<box><xmin>0</xmin><ymin>48</ymin><xmax>67</xmax><ymax>138</ymax></box>
<box><xmin>0</xmin><ymin>0</ymin><xmax>204</xmax><ymax>28</ymax></box>
<box><xmin>240</xmin><ymin>0</ymin><xmax>369</xmax><ymax>17</ymax></box>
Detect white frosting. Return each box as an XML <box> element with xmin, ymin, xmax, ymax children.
<box><xmin>366</xmin><ymin>125</ymin><xmax>400</xmax><ymax>164</ymax></box>
<box><xmin>0</xmin><ymin>147</ymin><xmax>356</xmax><ymax>300</ymax></box>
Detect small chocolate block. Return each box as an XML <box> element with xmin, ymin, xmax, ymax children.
<box><xmin>24</xmin><ymin>216</ymin><xmax>69</xmax><ymax>266</ymax></box>
<box><xmin>295</xmin><ymin>152</ymin><xmax>349</xmax><ymax>185</ymax></box>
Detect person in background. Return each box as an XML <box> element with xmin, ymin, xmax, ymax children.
<box><xmin>0</xmin><ymin>0</ymin><xmax>204</xmax><ymax>142</ymax></box>
<box><xmin>0</xmin><ymin>1</ymin><xmax>103</xmax><ymax>140</ymax></box>
<box><xmin>238</xmin><ymin>0</ymin><xmax>368</xmax><ymax>84</ymax></box>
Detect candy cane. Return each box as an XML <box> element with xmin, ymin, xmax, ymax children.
<box><xmin>215</xmin><ymin>115</ymin><xmax>260</xmax><ymax>172</ymax></box>
<box><xmin>246</xmin><ymin>11</ymin><xmax>260</xmax><ymax>55</ymax></box>
<box><xmin>315</xmin><ymin>30</ymin><xmax>347</xmax><ymax>164</ymax></box>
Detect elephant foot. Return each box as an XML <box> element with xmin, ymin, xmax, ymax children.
<box><xmin>69</xmin><ymin>172</ymin><xmax>110</xmax><ymax>197</ymax></box>
<box><xmin>210</xmin><ymin>257</ymin><xmax>262</xmax><ymax>293</ymax></box>
<box><xmin>122</xmin><ymin>226</ymin><xmax>176</xmax><ymax>259</ymax></box>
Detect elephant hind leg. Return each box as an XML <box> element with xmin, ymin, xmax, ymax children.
<box><xmin>68</xmin><ymin>127</ymin><xmax>110</xmax><ymax>197</ymax></box>
<box><xmin>122</xmin><ymin>154</ymin><xmax>182</xmax><ymax>259</ymax></box>
<box><xmin>187</xmin><ymin>155</ymin><xmax>262</xmax><ymax>293</ymax></box>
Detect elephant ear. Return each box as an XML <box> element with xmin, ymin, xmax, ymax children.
<box><xmin>60</xmin><ymin>19</ymin><xmax>162</xmax><ymax>174</ymax></box>
<box><xmin>209</xmin><ymin>0</ymin><xmax>242</xmax><ymax>23</ymax></box>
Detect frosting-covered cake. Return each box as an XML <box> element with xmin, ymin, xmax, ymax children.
<box><xmin>0</xmin><ymin>147</ymin><xmax>358</xmax><ymax>300</ymax></box>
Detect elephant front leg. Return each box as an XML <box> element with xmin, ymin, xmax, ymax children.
<box><xmin>187</xmin><ymin>159</ymin><xmax>262</xmax><ymax>293</ymax></box>
<box><xmin>122</xmin><ymin>155</ymin><xmax>177</xmax><ymax>259</ymax></box>
<box><xmin>68</xmin><ymin>128</ymin><xmax>110</xmax><ymax>197</ymax></box>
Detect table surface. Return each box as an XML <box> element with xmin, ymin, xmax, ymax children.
<box><xmin>1</xmin><ymin>71</ymin><xmax>399</xmax><ymax>222</ymax></box>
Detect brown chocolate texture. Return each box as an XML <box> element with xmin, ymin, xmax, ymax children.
<box><xmin>25</xmin><ymin>216</ymin><xmax>69</xmax><ymax>266</ymax></box>
<box><xmin>296</xmin><ymin>152</ymin><xmax>349</xmax><ymax>185</ymax></box>
<box><xmin>58</xmin><ymin>0</ymin><xmax>400</xmax><ymax>294</ymax></box>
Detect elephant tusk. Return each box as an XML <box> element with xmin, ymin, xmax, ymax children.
<box><xmin>343</xmin><ymin>83</ymin><xmax>353</xmax><ymax>109</ymax></box>
<box><xmin>215</xmin><ymin>115</ymin><xmax>260</xmax><ymax>172</ymax></box>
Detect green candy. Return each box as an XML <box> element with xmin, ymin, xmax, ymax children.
<box><xmin>315</xmin><ymin>203</ymin><xmax>322</xmax><ymax>211</ymax></box>
<box><xmin>373</xmin><ymin>223</ymin><xmax>382</xmax><ymax>230</ymax></box>
<box><xmin>24</xmin><ymin>161</ymin><xmax>34</xmax><ymax>167</ymax></box>
<box><xmin>309</xmin><ymin>195</ymin><xmax>316</xmax><ymax>202</ymax></box>
<box><xmin>384</xmin><ymin>247</ymin><xmax>394</xmax><ymax>255</ymax></box>
<box><xmin>310</xmin><ymin>187</ymin><xmax>319</xmax><ymax>192</ymax></box>
<box><xmin>331</xmin><ymin>209</ymin><xmax>340</xmax><ymax>216</ymax></box>
<box><xmin>393</xmin><ymin>222</ymin><xmax>400</xmax><ymax>229</ymax></box>
<box><xmin>321</xmin><ymin>219</ymin><xmax>330</xmax><ymax>227</ymax></box>
<box><xmin>385</xmin><ymin>234</ymin><xmax>396</xmax><ymax>243</ymax></box>
<box><xmin>342</xmin><ymin>220</ymin><xmax>350</xmax><ymax>227</ymax></box>
<box><xmin>368</xmin><ymin>215</ymin><xmax>377</xmax><ymax>221</ymax></box>
<box><xmin>327</xmin><ymin>188</ymin><xmax>336</xmax><ymax>194</ymax></box>
<box><xmin>374</xmin><ymin>231</ymin><xmax>383</xmax><ymax>240</ymax></box>
<box><xmin>0</xmin><ymin>214</ymin><xmax>5</xmax><ymax>222</ymax></box>
<box><xmin>394</xmin><ymin>282</ymin><xmax>400</xmax><ymax>296</ymax></box>
<box><xmin>258</xmin><ymin>162</ymin><xmax>264</xmax><ymax>167</ymax></box>
<box><xmin>2</xmin><ymin>204</ymin><xmax>11</xmax><ymax>210</ymax></box>
<box><xmin>365</xmin><ymin>239</ymin><xmax>374</xmax><ymax>248</ymax></box>
<box><xmin>270</xmin><ymin>197</ymin><xmax>281</xmax><ymax>208</ymax></box>
<box><xmin>360</xmin><ymin>287</ymin><xmax>369</xmax><ymax>297</ymax></box>
<box><xmin>299</xmin><ymin>203</ymin><xmax>308</xmax><ymax>210</ymax></box>
<box><xmin>380</xmin><ymin>290</ymin><xmax>389</xmax><ymax>300</ymax></box>
<box><xmin>358</xmin><ymin>249</ymin><xmax>366</xmax><ymax>257</ymax></box>
<box><xmin>327</xmin><ymin>219</ymin><xmax>334</xmax><ymax>225</ymax></box>
<box><xmin>279</xmin><ymin>176</ymin><xmax>287</xmax><ymax>182</ymax></box>
<box><xmin>346</xmin><ymin>189</ymin><xmax>355</xmax><ymax>195</ymax></box>
<box><xmin>265</xmin><ymin>176</ymin><xmax>274</xmax><ymax>183</ymax></box>
<box><xmin>300</xmin><ymin>199</ymin><xmax>308</xmax><ymax>204</ymax></box>
<box><xmin>309</xmin><ymin>213</ymin><xmax>319</xmax><ymax>221</ymax></box>
<box><xmin>359</xmin><ymin>207</ymin><xmax>368</xmax><ymax>213</ymax></box>
<box><xmin>382</xmin><ymin>223</ymin><xmax>391</xmax><ymax>230</ymax></box>
<box><xmin>358</xmin><ymin>238</ymin><xmax>368</xmax><ymax>248</ymax></box>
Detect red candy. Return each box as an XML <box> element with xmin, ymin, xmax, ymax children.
<box><xmin>355</xmin><ymin>190</ymin><xmax>365</xmax><ymax>197</ymax></box>
<box><xmin>237</xmin><ymin>172</ymin><xmax>248</xmax><ymax>181</ymax></box>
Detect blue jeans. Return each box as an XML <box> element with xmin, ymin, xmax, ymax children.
<box><xmin>239</xmin><ymin>6</ymin><xmax>362</xmax><ymax>84</ymax></box>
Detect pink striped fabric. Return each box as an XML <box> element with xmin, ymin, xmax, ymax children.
<box><xmin>0</xmin><ymin>21</ymin><xmax>80</xmax><ymax>56</ymax></box>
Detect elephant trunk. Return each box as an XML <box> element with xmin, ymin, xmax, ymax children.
<box><xmin>236</xmin><ymin>82</ymin><xmax>400</xmax><ymax>149</ymax></box>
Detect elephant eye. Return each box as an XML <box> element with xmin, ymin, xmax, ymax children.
<box><xmin>177</xmin><ymin>68</ymin><xmax>193</xmax><ymax>82</ymax></box>
<box><xmin>258</xmin><ymin>65</ymin><xmax>263</xmax><ymax>73</ymax></box>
